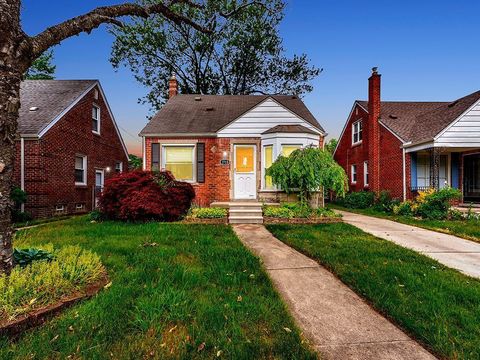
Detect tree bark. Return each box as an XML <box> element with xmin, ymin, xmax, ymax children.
<box><xmin>0</xmin><ymin>0</ymin><xmax>26</xmax><ymax>274</ymax></box>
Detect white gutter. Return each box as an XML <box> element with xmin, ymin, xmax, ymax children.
<box><xmin>402</xmin><ymin>147</ymin><xmax>406</xmax><ymax>201</ymax></box>
<box><xmin>20</xmin><ymin>137</ymin><xmax>25</xmax><ymax>212</ymax></box>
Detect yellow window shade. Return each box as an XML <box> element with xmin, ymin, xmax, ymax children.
<box><xmin>282</xmin><ymin>145</ymin><xmax>301</xmax><ymax>157</ymax></box>
<box><xmin>164</xmin><ymin>146</ymin><xmax>194</xmax><ymax>180</ymax></box>
<box><xmin>236</xmin><ymin>146</ymin><xmax>254</xmax><ymax>173</ymax></box>
<box><xmin>264</xmin><ymin>145</ymin><xmax>273</xmax><ymax>189</ymax></box>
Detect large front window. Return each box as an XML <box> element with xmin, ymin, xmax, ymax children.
<box><xmin>163</xmin><ymin>145</ymin><xmax>195</xmax><ymax>181</ymax></box>
<box><xmin>281</xmin><ymin>144</ymin><xmax>302</xmax><ymax>157</ymax></box>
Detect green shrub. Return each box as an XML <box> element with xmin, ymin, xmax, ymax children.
<box><xmin>89</xmin><ymin>209</ymin><xmax>105</xmax><ymax>222</ymax></box>
<box><xmin>190</xmin><ymin>207</ymin><xmax>227</xmax><ymax>219</ymax></box>
<box><xmin>0</xmin><ymin>245</ymin><xmax>105</xmax><ymax>320</ymax></box>
<box><xmin>416</xmin><ymin>188</ymin><xmax>462</xmax><ymax>220</ymax></box>
<box><xmin>393</xmin><ymin>201</ymin><xmax>414</xmax><ymax>217</ymax></box>
<box><xmin>12</xmin><ymin>209</ymin><xmax>33</xmax><ymax>223</ymax></box>
<box><xmin>263</xmin><ymin>206</ymin><xmax>294</xmax><ymax>218</ymax></box>
<box><xmin>281</xmin><ymin>202</ymin><xmax>312</xmax><ymax>218</ymax></box>
<box><xmin>11</xmin><ymin>187</ymin><xmax>27</xmax><ymax>207</ymax></box>
<box><xmin>448</xmin><ymin>208</ymin><xmax>464</xmax><ymax>221</ymax></box>
<box><xmin>314</xmin><ymin>207</ymin><xmax>340</xmax><ymax>218</ymax></box>
<box><xmin>13</xmin><ymin>248</ymin><xmax>54</xmax><ymax>267</ymax></box>
<box><xmin>340</xmin><ymin>191</ymin><xmax>375</xmax><ymax>209</ymax></box>
<box><xmin>373</xmin><ymin>191</ymin><xmax>400</xmax><ymax>213</ymax></box>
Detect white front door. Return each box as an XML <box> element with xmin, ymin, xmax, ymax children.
<box><xmin>234</xmin><ymin>145</ymin><xmax>257</xmax><ymax>199</ymax></box>
<box><xmin>94</xmin><ymin>169</ymin><xmax>104</xmax><ymax>207</ymax></box>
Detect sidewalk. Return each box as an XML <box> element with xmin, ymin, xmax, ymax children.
<box><xmin>337</xmin><ymin>210</ymin><xmax>480</xmax><ymax>279</ymax></box>
<box><xmin>233</xmin><ymin>224</ymin><xmax>435</xmax><ymax>360</ymax></box>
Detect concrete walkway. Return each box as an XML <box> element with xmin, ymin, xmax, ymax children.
<box><xmin>338</xmin><ymin>210</ymin><xmax>480</xmax><ymax>279</ymax></box>
<box><xmin>233</xmin><ymin>224</ymin><xmax>435</xmax><ymax>360</ymax></box>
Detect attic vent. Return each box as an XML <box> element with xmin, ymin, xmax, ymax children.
<box><xmin>205</xmin><ymin>107</ymin><xmax>214</xmax><ymax>111</ymax></box>
<box><xmin>389</xmin><ymin>115</ymin><xmax>398</xmax><ymax>119</ymax></box>
<box><xmin>448</xmin><ymin>100</ymin><xmax>459</xmax><ymax>108</ymax></box>
<box><xmin>194</xmin><ymin>96</ymin><xmax>202</xmax><ymax>101</ymax></box>
<box><xmin>29</xmin><ymin>106</ymin><xmax>39</xmax><ymax>111</ymax></box>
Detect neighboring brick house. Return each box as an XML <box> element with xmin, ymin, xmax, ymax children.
<box><xmin>15</xmin><ymin>80</ymin><xmax>129</xmax><ymax>218</ymax></box>
<box><xmin>140</xmin><ymin>75</ymin><xmax>326</xmax><ymax>206</ymax></box>
<box><xmin>334</xmin><ymin>68</ymin><xmax>480</xmax><ymax>203</ymax></box>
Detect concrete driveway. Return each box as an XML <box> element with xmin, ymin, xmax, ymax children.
<box><xmin>338</xmin><ymin>210</ymin><xmax>480</xmax><ymax>279</ymax></box>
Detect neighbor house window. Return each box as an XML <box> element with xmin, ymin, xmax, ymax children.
<box><xmin>264</xmin><ymin>145</ymin><xmax>274</xmax><ymax>189</ymax></box>
<box><xmin>75</xmin><ymin>155</ymin><xmax>87</xmax><ymax>185</ymax></box>
<box><xmin>92</xmin><ymin>105</ymin><xmax>100</xmax><ymax>133</ymax></box>
<box><xmin>163</xmin><ymin>145</ymin><xmax>195</xmax><ymax>181</ymax></box>
<box><xmin>281</xmin><ymin>144</ymin><xmax>302</xmax><ymax>157</ymax></box>
<box><xmin>417</xmin><ymin>154</ymin><xmax>430</xmax><ymax>188</ymax></box>
<box><xmin>115</xmin><ymin>161</ymin><xmax>123</xmax><ymax>173</ymax></box>
<box><xmin>364</xmin><ymin>161</ymin><xmax>369</xmax><ymax>187</ymax></box>
<box><xmin>352</xmin><ymin>120</ymin><xmax>362</xmax><ymax>144</ymax></box>
<box><xmin>351</xmin><ymin>164</ymin><xmax>357</xmax><ymax>184</ymax></box>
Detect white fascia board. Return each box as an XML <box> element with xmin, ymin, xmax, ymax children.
<box><xmin>333</xmin><ymin>101</ymin><xmax>363</xmax><ymax>156</ymax></box>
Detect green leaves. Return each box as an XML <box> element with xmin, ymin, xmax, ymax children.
<box><xmin>24</xmin><ymin>50</ymin><xmax>56</xmax><ymax>80</ymax></box>
<box><xmin>266</xmin><ymin>147</ymin><xmax>348</xmax><ymax>202</ymax></box>
<box><xmin>13</xmin><ymin>248</ymin><xmax>54</xmax><ymax>267</ymax></box>
<box><xmin>110</xmin><ymin>0</ymin><xmax>321</xmax><ymax>111</ymax></box>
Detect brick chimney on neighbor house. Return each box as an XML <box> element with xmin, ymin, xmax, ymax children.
<box><xmin>368</xmin><ymin>67</ymin><xmax>381</xmax><ymax>194</ymax></box>
<box><xmin>168</xmin><ymin>73</ymin><xmax>178</xmax><ymax>99</ymax></box>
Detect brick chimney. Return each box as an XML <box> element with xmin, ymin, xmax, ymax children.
<box><xmin>168</xmin><ymin>72</ymin><xmax>178</xmax><ymax>99</ymax></box>
<box><xmin>368</xmin><ymin>67</ymin><xmax>381</xmax><ymax>193</ymax></box>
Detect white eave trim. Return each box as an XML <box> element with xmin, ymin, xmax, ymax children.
<box><xmin>216</xmin><ymin>96</ymin><xmax>326</xmax><ymax>136</ymax></box>
<box><xmin>434</xmin><ymin>97</ymin><xmax>480</xmax><ymax>141</ymax></box>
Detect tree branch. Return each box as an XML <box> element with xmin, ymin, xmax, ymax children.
<box><xmin>29</xmin><ymin>2</ymin><xmax>210</xmax><ymax>59</ymax></box>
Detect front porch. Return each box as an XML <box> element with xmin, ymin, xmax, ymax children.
<box><xmin>408</xmin><ymin>148</ymin><xmax>480</xmax><ymax>203</ymax></box>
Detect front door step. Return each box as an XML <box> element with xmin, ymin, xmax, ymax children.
<box><xmin>223</xmin><ymin>202</ymin><xmax>265</xmax><ymax>224</ymax></box>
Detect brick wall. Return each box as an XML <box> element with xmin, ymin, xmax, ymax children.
<box><xmin>334</xmin><ymin>104</ymin><xmax>370</xmax><ymax>192</ymax></box>
<box><xmin>14</xmin><ymin>86</ymin><xmax>128</xmax><ymax>218</ymax></box>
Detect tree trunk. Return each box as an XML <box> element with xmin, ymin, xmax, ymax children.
<box><xmin>0</xmin><ymin>0</ymin><xmax>25</xmax><ymax>274</ymax></box>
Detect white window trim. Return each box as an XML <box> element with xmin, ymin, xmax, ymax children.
<box><xmin>364</xmin><ymin>161</ymin><xmax>369</xmax><ymax>187</ymax></box>
<box><xmin>161</xmin><ymin>144</ymin><xmax>196</xmax><ymax>183</ymax></box>
<box><xmin>351</xmin><ymin>164</ymin><xmax>357</xmax><ymax>184</ymax></box>
<box><xmin>92</xmin><ymin>104</ymin><xmax>101</xmax><ymax>135</ymax></box>
<box><xmin>263</xmin><ymin>144</ymin><xmax>275</xmax><ymax>190</ymax></box>
<box><xmin>75</xmin><ymin>155</ymin><xmax>87</xmax><ymax>186</ymax></box>
<box><xmin>352</xmin><ymin>120</ymin><xmax>363</xmax><ymax>145</ymax></box>
<box><xmin>115</xmin><ymin>161</ymin><xmax>123</xmax><ymax>173</ymax></box>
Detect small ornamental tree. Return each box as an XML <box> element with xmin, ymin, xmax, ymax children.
<box><xmin>266</xmin><ymin>146</ymin><xmax>348</xmax><ymax>205</ymax></box>
<box><xmin>99</xmin><ymin>170</ymin><xmax>195</xmax><ymax>222</ymax></box>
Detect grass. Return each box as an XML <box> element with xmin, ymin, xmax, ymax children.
<box><xmin>1</xmin><ymin>217</ymin><xmax>315</xmax><ymax>360</ymax></box>
<box><xmin>267</xmin><ymin>223</ymin><xmax>480</xmax><ymax>359</ymax></box>
<box><xmin>1</xmin><ymin>245</ymin><xmax>105</xmax><ymax>321</ymax></box>
<box><xmin>330</xmin><ymin>204</ymin><xmax>480</xmax><ymax>243</ymax></box>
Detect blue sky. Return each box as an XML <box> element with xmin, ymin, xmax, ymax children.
<box><xmin>22</xmin><ymin>0</ymin><xmax>480</xmax><ymax>154</ymax></box>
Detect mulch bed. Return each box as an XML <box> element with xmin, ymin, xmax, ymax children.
<box><xmin>0</xmin><ymin>274</ymin><xmax>110</xmax><ymax>339</ymax></box>
<box><xmin>182</xmin><ymin>218</ymin><xmax>228</xmax><ymax>224</ymax></box>
<box><xmin>264</xmin><ymin>217</ymin><xmax>342</xmax><ymax>224</ymax></box>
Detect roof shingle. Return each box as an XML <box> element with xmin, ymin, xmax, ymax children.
<box><xmin>19</xmin><ymin>80</ymin><xmax>96</xmax><ymax>135</ymax></box>
<box><xmin>140</xmin><ymin>95</ymin><xmax>324</xmax><ymax>135</ymax></box>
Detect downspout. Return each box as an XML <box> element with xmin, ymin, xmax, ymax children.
<box><xmin>20</xmin><ymin>137</ymin><xmax>25</xmax><ymax>212</ymax></box>
<box><xmin>402</xmin><ymin>148</ymin><xmax>406</xmax><ymax>201</ymax></box>
<box><xmin>142</xmin><ymin>136</ymin><xmax>146</xmax><ymax>170</ymax></box>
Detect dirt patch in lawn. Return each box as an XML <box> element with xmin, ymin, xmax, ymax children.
<box><xmin>0</xmin><ymin>274</ymin><xmax>110</xmax><ymax>338</ymax></box>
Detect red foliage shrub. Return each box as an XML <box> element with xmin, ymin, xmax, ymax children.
<box><xmin>99</xmin><ymin>170</ymin><xmax>195</xmax><ymax>221</ymax></box>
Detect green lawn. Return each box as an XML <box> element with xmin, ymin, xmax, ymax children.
<box><xmin>330</xmin><ymin>204</ymin><xmax>480</xmax><ymax>243</ymax></box>
<box><xmin>1</xmin><ymin>217</ymin><xmax>316</xmax><ymax>360</ymax></box>
<box><xmin>267</xmin><ymin>223</ymin><xmax>480</xmax><ymax>359</ymax></box>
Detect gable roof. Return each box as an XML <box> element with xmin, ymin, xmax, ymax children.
<box><xmin>140</xmin><ymin>95</ymin><xmax>324</xmax><ymax>136</ymax></box>
<box><xmin>262</xmin><ymin>124</ymin><xmax>319</xmax><ymax>135</ymax></box>
<box><xmin>356</xmin><ymin>89</ymin><xmax>480</xmax><ymax>144</ymax></box>
<box><xmin>19</xmin><ymin>80</ymin><xmax>97</xmax><ymax>135</ymax></box>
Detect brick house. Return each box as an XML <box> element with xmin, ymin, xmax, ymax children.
<box><xmin>140</xmin><ymin>75</ymin><xmax>326</xmax><ymax>206</ymax></box>
<box><xmin>15</xmin><ymin>80</ymin><xmax>129</xmax><ymax>218</ymax></box>
<box><xmin>334</xmin><ymin>68</ymin><xmax>480</xmax><ymax>203</ymax></box>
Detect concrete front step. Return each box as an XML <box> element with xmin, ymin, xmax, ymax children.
<box><xmin>229</xmin><ymin>209</ymin><xmax>263</xmax><ymax>217</ymax></box>
<box><xmin>229</xmin><ymin>216</ymin><xmax>264</xmax><ymax>224</ymax></box>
